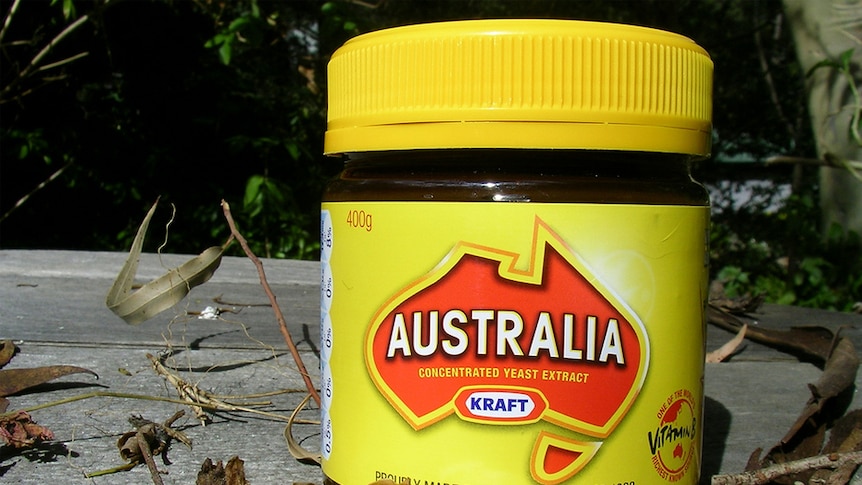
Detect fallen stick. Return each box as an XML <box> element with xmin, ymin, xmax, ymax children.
<box><xmin>710</xmin><ymin>451</ymin><xmax>862</xmax><ymax>485</ymax></box>
<box><xmin>220</xmin><ymin>200</ymin><xmax>321</xmax><ymax>407</ymax></box>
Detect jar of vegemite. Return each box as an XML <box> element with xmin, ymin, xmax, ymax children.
<box><xmin>319</xmin><ymin>19</ymin><xmax>712</xmax><ymax>485</ymax></box>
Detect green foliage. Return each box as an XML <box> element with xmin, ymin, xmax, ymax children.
<box><xmin>50</xmin><ymin>0</ymin><xmax>75</xmax><ymax>20</ymax></box>
<box><xmin>203</xmin><ymin>0</ymin><xmax>266</xmax><ymax>65</ymax></box>
<box><xmin>241</xmin><ymin>174</ymin><xmax>317</xmax><ymax>260</ymax></box>
<box><xmin>711</xmin><ymin>189</ymin><xmax>862</xmax><ymax>311</ymax></box>
<box><xmin>0</xmin><ymin>0</ymin><xmax>858</xmax><ymax>312</ymax></box>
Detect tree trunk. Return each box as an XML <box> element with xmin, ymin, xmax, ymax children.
<box><xmin>783</xmin><ymin>0</ymin><xmax>862</xmax><ymax>236</ymax></box>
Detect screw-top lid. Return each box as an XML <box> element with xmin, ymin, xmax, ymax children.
<box><xmin>324</xmin><ymin>19</ymin><xmax>713</xmax><ymax>156</ymax></box>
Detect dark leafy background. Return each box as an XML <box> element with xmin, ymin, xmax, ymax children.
<box><xmin>1</xmin><ymin>0</ymin><xmax>859</xmax><ymax>309</ymax></box>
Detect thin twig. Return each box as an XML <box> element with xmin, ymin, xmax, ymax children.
<box><xmin>83</xmin><ymin>462</ymin><xmax>137</xmax><ymax>477</ymax></box>
<box><xmin>0</xmin><ymin>389</ymin><xmax>296</xmax><ymax>422</ymax></box>
<box><xmin>347</xmin><ymin>0</ymin><xmax>385</xmax><ymax>8</ymax></box>
<box><xmin>220</xmin><ymin>200</ymin><xmax>321</xmax><ymax>407</ymax></box>
<box><xmin>35</xmin><ymin>51</ymin><xmax>89</xmax><ymax>72</ymax></box>
<box><xmin>710</xmin><ymin>451</ymin><xmax>862</xmax><ymax>484</ymax></box>
<box><xmin>0</xmin><ymin>0</ymin><xmax>22</xmax><ymax>45</ymax></box>
<box><xmin>3</xmin><ymin>391</ymin><xmax>212</xmax><ymax>417</ymax></box>
<box><xmin>0</xmin><ymin>160</ymin><xmax>72</xmax><ymax>223</ymax></box>
<box><xmin>753</xmin><ymin>10</ymin><xmax>796</xmax><ymax>141</ymax></box>
<box><xmin>136</xmin><ymin>429</ymin><xmax>164</xmax><ymax>485</ymax></box>
<box><xmin>0</xmin><ymin>0</ymin><xmax>114</xmax><ymax>101</ymax></box>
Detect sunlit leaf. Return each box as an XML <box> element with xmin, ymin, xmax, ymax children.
<box><xmin>106</xmin><ymin>199</ymin><xmax>229</xmax><ymax>325</ymax></box>
<box><xmin>228</xmin><ymin>15</ymin><xmax>251</xmax><ymax>32</ymax></box>
<box><xmin>49</xmin><ymin>0</ymin><xmax>75</xmax><ymax>20</ymax></box>
<box><xmin>219</xmin><ymin>41</ymin><xmax>232</xmax><ymax>65</ymax></box>
<box><xmin>64</xmin><ymin>0</ymin><xmax>75</xmax><ymax>19</ymax></box>
<box><xmin>243</xmin><ymin>174</ymin><xmax>266</xmax><ymax>210</ymax></box>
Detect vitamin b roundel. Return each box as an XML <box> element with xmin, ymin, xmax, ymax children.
<box><xmin>320</xmin><ymin>19</ymin><xmax>712</xmax><ymax>485</ymax></box>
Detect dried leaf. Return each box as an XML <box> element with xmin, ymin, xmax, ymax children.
<box><xmin>824</xmin><ymin>409</ymin><xmax>862</xmax><ymax>454</ymax></box>
<box><xmin>106</xmin><ymin>199</ymin><xmax>159</xmax><ymax>311</ymax></box>
<box><xmin>196</xmin><ymin>456</ymin><xmax>249</xmax><ymax>485</ymax></box>
<box><xmin>0</xmin><ymin>365</ymin><xmax>98</xmax><ymax>396</ymax></box>
<box><xmin>117</xmin><ymin>424</ymin><xmax>168</xmax><ymax>485</ymax></box>
<box><xmin>0</xmin><ymin>340</ymin><xmax>18</xmax><ymax>368</ymax></box>
<box><xmin>197</xmin><ymin>458</ymin><xmax>223</xmax><ymax>485</ymax></box>
<box><xmin>284</xmin><ymin>394</ymin><xmax>321</xmax><ymax>465</ymax></box>
<box><xmin>745</xmin><ymin>338</ymin><xmax>860</xmax><ymax>483</ymax></box>
<box><xmin>106</xmin><ymin>199</ymin><xmax>228</xmax><ymax>325</ymax></box>
<box><xmin>706</xmin><ymin>323</ymin><xmax>747</xmax><ymax>363</ymax></box>
<box><xmin>0</xmin><ymin>410</ymin><xmax>54</xmax><ymax>448</ymax></box>
<box><xmin>223</xmin><ymin>456</ymin><xmax>248</xmax><ymax>485</ymax></box>
<box><xmin>708</xmin><ymin>281</ymin><xmax>765</xmax><ymax>314</ymax></box>
<box><xmin>117</xmin><ymin>430</ymin><xmax>147</xmax><ymax>463</ymax></box>
<box><xmin>810</xmin><ymin>409</ymin><xmax>862</xmax><ymax>483</ymax></box>
<box><xmin>782</xmin><ymin>338</ymin><xmax>859</xmax><ymax>444</ymax></box>
<box><xmin>707</xmin><ymin>305</ymin><xmax>835</xmax><ymax>364</ymax></box>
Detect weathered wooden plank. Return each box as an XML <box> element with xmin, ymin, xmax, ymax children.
<box><xmin>0</xmin><ymin>250</ymin><xmax>319</xmax><ymax>350</ymax></box>
<box><xmin>0</xmin><ymin>343</ymin><xmax>321</xmax><ymax>484</ymax></box>
<box><xmin>2</xmin><ymin>250</ymin><xmax>862</xmax><ymax>484</ymax></box>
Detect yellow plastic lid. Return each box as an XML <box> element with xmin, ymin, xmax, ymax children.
<box><xmin>324</xmin><ymin>19</ymin><xmax>713</xmax><ymax>156</ymax></box>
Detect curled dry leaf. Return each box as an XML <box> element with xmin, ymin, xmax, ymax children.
<box><xmin>284</xmin><ymin>393</ymin><xmax>321</xmax><ymax>465</ymax></box>
<box><xmin>117</xmin><ymin>429</ymin><xmax>152</xmax><ymax>463</ymax></box>
<box><xmin>117</xmin><ymin>424</ymin><xmax>166</xmax><ymax>485</ymax></box>
<box><xmin>0</xmin><ymin>410</ymin><xmax>54</xmax><ymax>448</ymax></box>
<box><xmin>106</xmin><ymin>198</ymin><xmax>229</xmax><ymax>325</ymax></box>
<box><xmin>706</xmin><ymin>323</ymin><xmax>747</xmax><ymax>363</ymax></box>
<box><xmin>113</xmin><ymin>412</ymin><xmax>190</xmax><ymax>485</ymax></box>
<box><xmin>781</xmin><ymin>337</ymin><xmax>859</xmax><ymax>445</ymax></box>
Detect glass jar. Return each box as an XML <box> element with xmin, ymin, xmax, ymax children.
<box><xmin>319</xmin><ymin>19</ymin><xmax>712</xmax><ymax>485</ymax></box>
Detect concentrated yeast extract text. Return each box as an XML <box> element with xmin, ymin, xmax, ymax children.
<box><xmin>320</xmin><ymin>20</ymin><xmax>713</xmax><ymax>485</ymax></box>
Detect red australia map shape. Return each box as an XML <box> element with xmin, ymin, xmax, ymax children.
<box><xmin>365</xmin><ymin>218</ymin><xmax>649</xmax><ymax>439</ymax></box>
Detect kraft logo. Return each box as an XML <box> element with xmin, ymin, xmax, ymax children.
<box><xmin>454</xmin><ymin>387</ymin><xmax>547</xmax><ymax>424</ymax></box>
<box><xmin>469</xmin><ymin>391</ymin><xmax>534</xmax><ymax>417</ymax></box>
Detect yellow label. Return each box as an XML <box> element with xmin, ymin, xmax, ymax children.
<box><xmin>320</xmin><ymin>202</ymin><xmax>708</xmax><ymax>485</ymax></box>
